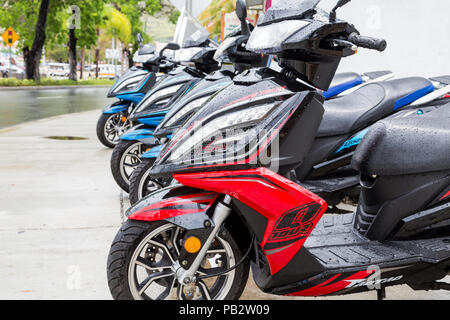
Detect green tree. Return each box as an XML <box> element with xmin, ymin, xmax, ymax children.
<box><xmin>0</xmin><ymin>0</ymin><xmax>54</xmax><ymax>80</ymax></box>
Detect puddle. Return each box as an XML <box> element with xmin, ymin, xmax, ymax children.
<box><xmin>44</xmin><ymin>136</ymin><xmax>88</xmax><ymax>140</ymax></box>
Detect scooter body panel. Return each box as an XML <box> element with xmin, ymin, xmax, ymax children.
<box><xmin>173</xmin><ymin>167</ymin><xmax>328</xmax><ymax>274</ymax></box>
<box><xmin>127</xmin><ymin>185</ymin><xmax>218</xmax><ymax>230</ymax></box>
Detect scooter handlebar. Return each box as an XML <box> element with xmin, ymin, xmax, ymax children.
<box><xmin>348</xmin><ymin>32</ymin><xmax>387</xmax><ymax>52</ymax></box>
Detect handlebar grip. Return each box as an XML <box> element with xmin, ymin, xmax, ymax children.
<box><xmin>348</xmin><ymin>33</ymin><xmax>387</xmax><ymax>52</ymax></box>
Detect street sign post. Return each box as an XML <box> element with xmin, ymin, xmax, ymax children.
<box><xmin>2</xmin><ymin>27</ymin><xmax>19</xmax><ymax>71</ymax></box>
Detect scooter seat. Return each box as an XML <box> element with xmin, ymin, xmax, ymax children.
<box><xmin>352</xmin><ymin>104</ymin><xmax>450</xmax><ymax>175</ymax></box>
<box><xmin>317</xmin><ymin>77</ymin><xmax>434</xmax><ymax>137</ymax></box>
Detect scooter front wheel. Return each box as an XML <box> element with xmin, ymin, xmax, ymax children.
<box><xmin>107</xmin><ymin>219</ymin><xmax>249</xmax><ymax>300</ymax></box>
<box><xmin>110</xmin><ymin>140</ymin><xmax>146</xmax><ymax>192</ymax></box>
<box><xmin>129</xmin><ymin>159</ymin><xmax>171</xmax><ymax>204</ymax></box>
<box><xmin>96</xmin><ymin>112</ymin><xmax>132</xmax><ymax>148</ymax></box>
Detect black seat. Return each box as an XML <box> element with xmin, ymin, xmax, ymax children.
<box><xmin>352</xmin><ymin>104</ymin><xmax>450</xmax><ymax>175</ymax></box>
<box><xmin>317</xmin><ymin>77</ymin><xmax>434</xmax><ymax>137</ymax></box>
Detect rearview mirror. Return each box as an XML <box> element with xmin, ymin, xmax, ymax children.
<box><xmin>236</xmin><ymin>0</ymin><xmax>247</xmax><ymax>21</ymax></box>
<box><xmin>136</xmin><ymin>33</ymin><xmax>144</xmax><ymax>47</ymax></box>
<box><xmin>165</xmin><ymin>42</ymin><xmax>181</xmax><ymax>51</ymax></box>
<box><xmin>330</xmin><ymin>0</ymin><xmax>351</xmax><ymax>22</ymax></box>
<box><xmin>236</xmin><ymin>0</ymin><xmax>250</xmax><ymax>36</ymax></box>
<box><xmin>159</xmin><ymin>42</ymin><xmax>181</xmax><ymax>57</ymax></box>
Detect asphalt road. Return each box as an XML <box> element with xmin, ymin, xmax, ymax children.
<box><xmin>0</xmin><ymin>87</ymin><xmax>110</xmax><ymax>129</ymax></box>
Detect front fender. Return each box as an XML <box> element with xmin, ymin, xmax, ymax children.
<box><xmin>102</xmin><ymin>101</ymin><xmax>131</xmax><ymax>114</ymax></box>
<box><xmin>141</xmin><ymin>143</ymin><xmax>166</xmax><ymax>159</ymax></box>
<box><xmin>127</xmin><ymin>184</ymin><xmax>218</xmax><ymax>230</ymax></box>
<box><xmin>120</xmin><ymin>128</ymin><xmax>155</xmax><ymax>141</ymax></box>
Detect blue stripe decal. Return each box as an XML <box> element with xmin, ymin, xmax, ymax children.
<box><xmin>120</xmin><ymin>128</ymin><xmax>155</xmax><ymax>141</ymax></box>
<box><xmin>323</xmin><ymin>76</ymin><xmax>363</xmax><ymax>99</ymax></box>
<box><xmin>393</xmin><ymin>83</ymin><xmax>435</xmax><ymax>111</ymax></box>
<box><xmin>141</xmin><ymin>143</ymin><xmax>166</xmax><ymax>159</ymax></box>
<box><xmin>335</xmin><ymin>128</ymin><xmax>369</xmax><ymax>154</ymax></box>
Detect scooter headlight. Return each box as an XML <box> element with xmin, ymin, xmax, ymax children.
<box><xmin>113</xmin><ymin>74</ymin><xmax>146</xmax><ymax>94</ymax></box>
<box><xmin>165</xmin><ymin>101</ymin><xmax>279</xmax><ymax>164</ymax></box>
<box><xmin>163</xmin><ymin>96</ymin><xmax>210</xmax><ymax>127</ymax></box>
<box><xmin>134</xmin><ymin>84</ymin><xmax>184</xmax><ymax>113</ymax></box>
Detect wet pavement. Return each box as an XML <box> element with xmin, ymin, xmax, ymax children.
<box><xmin>0</xmin><ymin>87</ymin><xmax>110</xmax><ymax>129</ymax></box>
<box><xmin>0</xmin><ymin>110</ymin><xmax>448</xmax><ymax>300</ymax></box>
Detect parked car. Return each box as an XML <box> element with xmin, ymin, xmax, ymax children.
<box><xmin>48</xmin><ymin>63</ymin><xmax>70</xmax><ymax>79</ymax></box>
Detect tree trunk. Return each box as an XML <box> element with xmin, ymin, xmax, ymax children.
<box><xmin>25</xmin><ymin>0</ymin><xmax>50</xmax><ymax>81</ymax></box>
<box><xmin>80</xmin><ymin>48</ymin><xmax>85</xmax><ymax>80</ymax></box>
<box><xmin>68</xmin><ymin>28</ymin><xmax>77</xmax><ymax>81</ymax></box>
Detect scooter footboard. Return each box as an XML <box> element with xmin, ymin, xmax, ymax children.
<box><xmin>174</xmin><ymin>167</ymin><xmax>328</xmax><ymax>274</ymax></box>
<box><xmin>127</xmin><ymin>184</ymin><xmax>218</xmax><ymax>230</ymax></box>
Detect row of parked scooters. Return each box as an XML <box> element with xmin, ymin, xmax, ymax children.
<box><xmin>100</xmin><ymin>0</ymin><xmax>450</xmax><ymax>300</ymax></box>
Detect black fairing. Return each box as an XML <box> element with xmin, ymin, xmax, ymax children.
<box><xmin>130</xmin><ymin>68</ymin><xmax>200</xmax><ymax>118</ymax></box>
<box><xmin>191</xmin><ymin>47</ymin><xmax>220</xmax><ymax>74</ymax></box>
<box><xmin>153</xmin><ymin>70</ymin><xmax>234</xmax><ymax>138</ymax></box>
<box><xmin>150</xmin><ymin>67</ymin><xmax>324</xmax><ymax>177</ymax></box>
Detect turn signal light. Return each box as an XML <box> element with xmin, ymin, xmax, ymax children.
<box><xmin>184</xmin><ymin>236</ymin><xmax>201</xmax><ymax>253</ymax></box>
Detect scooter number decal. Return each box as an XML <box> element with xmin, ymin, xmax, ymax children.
<box><xmin>268</xmin><ymin>202</ymin><xmax>322</xmax><ymax>243</ymax></box>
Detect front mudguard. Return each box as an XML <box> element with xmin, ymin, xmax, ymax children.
<box><xmin>127</xmin><ymin>184</ymin><xmax>218</xmax><ymax>230</ymax></box>
<box><xmin>102</xmin><ymin>100</ymin><xmax>131</xmax><ymax>114</ymax></box>
<box><xmin>140</xmin><ymin>143</ymin><xmax>167</xmax><ymax>159</ymax></box>
<box><xmin>120</xmin><ymin>126</ymin><xmax>157</xmax><ymax>145</ymax></box>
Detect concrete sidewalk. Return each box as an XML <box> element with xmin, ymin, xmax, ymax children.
<box><xmin>0</xmin><ymin>110</ymin><xmax>448</xmax><ymax>300</ymax></box>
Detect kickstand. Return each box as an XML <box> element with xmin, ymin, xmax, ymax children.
<box><xmin>377</xmin><ymin>288</ymin><xmax>386</xmax><ymax>300</ymax></box>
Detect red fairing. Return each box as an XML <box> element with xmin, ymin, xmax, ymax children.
<box><xmin>286</xmin><ymin>270</ymin><xmax>375</xmax><ymax>296</ymax></box>
<box><xmin>174</xmin><ymin>167</ymin><xmax>327</xmax><ymax>274</ymax></box>
<box><xmin>444</xmin><ymin>93</ymin><xmax>450</xmax><ymax>99</ymax></box>
<box><xmin>128</xmin><ymin>192</ymin><xmax>218</xmax><ymax>221</ymax></box>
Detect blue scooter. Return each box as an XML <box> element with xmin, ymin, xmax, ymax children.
<box><xmin>110</xmin><ymin>34</ymin><xmax>221</xmax><ymax>191</ymax></box>
<box><xmin>96</xmin><ymin>37</ymin><xmax>183</xmax><ymax>148</ymax></box>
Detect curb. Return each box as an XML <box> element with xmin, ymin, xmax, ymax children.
<box><xmin>0</xmin><ymin>85</ymin><xmax>111</xmax><ymax>91</ymax></box>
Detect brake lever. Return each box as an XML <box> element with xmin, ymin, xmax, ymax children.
<box><xmin>329</xmin><ymin>39</ymin><xmax>357</xmax><ymax>51</ymax></box>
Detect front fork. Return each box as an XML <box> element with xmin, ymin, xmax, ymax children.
<box><xmin>176</xmin><ymin>195</ymin><xmax>233</xmax><ymax>285</ymax></box>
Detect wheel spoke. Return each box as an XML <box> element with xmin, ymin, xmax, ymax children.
<box><xmin>197</xmin><ymin>280</ymin><xmax>212</xmax><ymax>300</ymax></box>
<box><xmin>172</xmin><ymin>227</ymin><xmax>181</xmax><ymax>256</ymax></box>
<box><xmin>206</xmin><ymin>249</ymin><xmax>226</xmax><ymax>254</ymax></box>
<box><xmin>147</xmin><ymin>239</ymin><xmax>176</xmax><ymax>264</ymax></box>
<box><xmin>138</xmin><ymin>271</ymin><xmax>174</xmax><ymax>296</ymax></box>
<box><xmin>135</xmin><ymin>256</ymin><xmax>172</xmax><ymax>271</ymax></box>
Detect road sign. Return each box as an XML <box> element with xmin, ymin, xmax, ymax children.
<box><xmin>2</xmin><ymin>27</ymin><xmax>19</xmax><ymax>47</ymax></box>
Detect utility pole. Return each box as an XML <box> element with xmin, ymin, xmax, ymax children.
<box><xmin>185</xmin><ymin>0</ymin><xmax>192</xmax><ymax>14</ymax></box>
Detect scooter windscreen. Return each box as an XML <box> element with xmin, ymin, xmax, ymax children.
<box><xmin>153</xmin><ymin>71</ymin><xmax>234</xmax><ymax>138</ymax></box>
<box><xmin>150</xmin><ymin>68</ymin><xmax>322</xmax><ymax>177</ymax></box>
<box><xmin>133</xmin><ymin>44</ymin><xmax>156</xmax><ymax>63</ymax></box>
